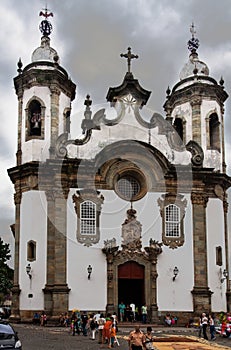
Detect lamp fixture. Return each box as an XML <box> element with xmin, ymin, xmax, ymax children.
<box><xmin>221</xmin><ymin>269</ymin><xmax>228</xmax><ymax>283</ymax></box>
<box><xmin>87</xmin><ymin>265</ymin><xmax>92</xmax><ymax>280</ymax></box>
<box><xmin>26</xmin><ymin>263</ymin><xmax>32</xmax><ymax>279</ymax></box>
<box><xmin>173</xmin><ymin>266</ymin><xmax>179</xmax><ymax>281</ymax></box>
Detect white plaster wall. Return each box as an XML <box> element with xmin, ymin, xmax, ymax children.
<box><xmin>67</xmin><ymin>189</ymin><xmax>194</xmax><ymax>312</ymax></box>
<box><xmin>207</xmin><ymin>198</ymin><xmax>227</xmax><ymax>312</ymax></box>
<box><xmin>67</xmin><ymin>116</ymin><xmax>191</xmax><ymax>165</ymax></box>
<box><xmin>157</xmin><ymin>194</ymin><xmax>194</xmax><ymax>311</ymax></box>
<box><xmin>19</xmin><ymin>191</ymin><xmax>47</xmax><ymax>310</ymax></box>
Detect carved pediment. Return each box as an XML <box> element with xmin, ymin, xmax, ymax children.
<box><xmin>121</xmin><ymin>208</ymin><xmax>142</xmax><ymax>251</ymax></box>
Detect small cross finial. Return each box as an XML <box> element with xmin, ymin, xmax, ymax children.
<box><xmin>190</xmin><ymin>22</ymin><xmax>196</xmax><ymax>39</ymax></box>
<box><xmin>39</xmin><ymin>6</ymin><xmax>53</xmax><ymax>18</ymax></box>
<box><xmin>187</xmin><ymin>22</ymin><xmax>199</xmax><ymax>53</ymax></box>
<box><xmin>120</xmin><ymin>47</ymin><xmax>138</xmax><ymax>73</ymax></box>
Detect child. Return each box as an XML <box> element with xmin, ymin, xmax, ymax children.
<box><xmin>109</xmin><ymin>319</ymin><xmax>116</xmax><ymax>348</ymax></box>
<box><xmin>103</xmin><ymin>315</ymin><xmax>112</xmax><ymax>346</ymax></box>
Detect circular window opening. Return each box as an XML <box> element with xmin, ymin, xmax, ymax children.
<box><xmin>115</xmin><ymin>176</ymin><xmax>141</xmax><ymax>201</ymax></box>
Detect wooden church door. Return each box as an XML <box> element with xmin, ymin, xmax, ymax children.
<box><xmin>118</xmin><ymin>261</ymin><xmax>145</xmax><ymax>315</ymax></box>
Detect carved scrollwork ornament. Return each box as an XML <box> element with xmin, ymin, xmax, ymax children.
<box><xmin>223</xmin><ymin>200</ymin><xmax>229</xmax><ymax>214</ymax></box>
<box><xmin>14</xmin><ymin>191</ymin><xmax>22</xmax><ymax>205</ymax></box>
<box><xmin>45</xmin><ymin>190</ymin><xmax>55</xmax><ymax>202</ymax></box>
<box><xmin>151</xmin><ymin>271</ymin><xmax>158</xmax><ymax>280</ymax></box>
<box><xmin>190</xmin><ymin>97</ymin><xmax>202</xmax><ymax>107</ymax></box>
<box><xmin>186</xmin><ymin>140</ymin><xmax>204</xmax><ymax>167</ymax></box>
<box><xmin>108</xmin><ymin>272</ymin><xmax>113</xmax><ymax>281</ymax></box>
<box><xmin>191</xmin><ymin>192</ymin><xmax>208</xmax><ymax>207</ymax></box>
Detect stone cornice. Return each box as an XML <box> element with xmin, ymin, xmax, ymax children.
<box><xmin>14</xmin><ymin>66</ymin><xmax>76</xmax><ymax>101</ymax></box>
<box><xmin>164</xmin><ymin>80</ymin><xmax>228</xmax><ymax>113</ymax></box>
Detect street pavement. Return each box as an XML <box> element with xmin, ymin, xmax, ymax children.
<box><xmin>12</xmin><ymin>323</ymin><xmax>231</xmax><ymax>350</ymax></box>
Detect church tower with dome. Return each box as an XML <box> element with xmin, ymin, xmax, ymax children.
<box><xmin>8</xmin><ymin>13</ymin><xmax>231</xmax><ymax>324</ymax></box>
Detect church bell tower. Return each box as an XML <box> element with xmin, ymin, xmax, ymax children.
<box><xmin>164</xmin><ymin>24</ymin><xmax>228</xmax><ymax>173</ymax></box>
<box><xmin>14</xmin><ymin>8</ymin><xmax>76</xmax><ymax>165</ymax></box>
<box><xmin>8</xmin><ymin>8</ymin><xmax>76</xmax><ymax>321</ymax></box>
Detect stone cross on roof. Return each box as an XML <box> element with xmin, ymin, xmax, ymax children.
<box><xmin>120</xmin><ymin>47</ymin><xmax>138</xmax><ymax>73</ymax></box>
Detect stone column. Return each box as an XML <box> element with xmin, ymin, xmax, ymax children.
<box><xmin>191</xmin><ymin>192</ymin><xmax>212</xmax><ymax>314</ymax></box>
<box><xmin>145</xmin><ymin>242</ymin><xmax>162</xmax><ymax>323</ymax></box>
<box><xmin>190</xmin><ymin>97</ymin><xmax>202</xmax><ymax>145</ymax></box>
<box><xmin>43</xmin><ymin>187</ymin><xmax>70</xmax><ymax>318</ymax></box>
<box><xmin>49</xmin><ymin>86</ymin><xmax>60</xmax><ymax>158</ymax></box>
<box><xmin>10</xmin><ymin>189</ymin><xmax>22</xmax><ymax>321</ymax></box>
<box><xmin>102</xmin><ymin>247</ymin><xmax>119</xmax><ymax>315</ymax></box>
<box><xmin>43</xmin><ymin>190</ymin><xmax>56</xmax><ymax>315</ymax></box>
<box><xmin>16</xmin><ymin>95</ymin><xmax>23</xmax><ymax>166</ymax></box>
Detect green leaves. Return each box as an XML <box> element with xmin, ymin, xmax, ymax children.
<box><xmin>0</xmin><ymin>238</ymin><xmax>13</xmax><ymax>295</ymax></box>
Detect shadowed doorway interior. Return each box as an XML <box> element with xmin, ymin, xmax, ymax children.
<box><xmin>118</xmin><ymin>261</ymin><xmax>145</xmax><ymax>315</ymax></box>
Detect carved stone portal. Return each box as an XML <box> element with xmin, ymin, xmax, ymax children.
<box><xmin>102</xmin><ymin>208</ymin><xmax>162</xmax><ymax>323</ymax></box>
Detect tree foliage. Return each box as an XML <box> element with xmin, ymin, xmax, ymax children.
<box><xmin>0</xmin><ymin>237</ymin><xmax>13</xmax><ymax>295</ymax></box>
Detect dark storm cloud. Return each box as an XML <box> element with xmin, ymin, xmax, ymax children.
<box><xmin>0</xmin><ymin>0</ymin><xmax>230</xmax><ymax>249</ymax></box>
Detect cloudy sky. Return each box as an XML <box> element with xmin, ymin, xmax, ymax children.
<box><xmin>0</xmin><ymin>0</ymin><xmax>231</xmax><ymax>263</ymax></box>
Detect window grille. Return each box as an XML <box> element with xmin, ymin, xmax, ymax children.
<box><xmin>116</xmin><ymin>176</ymin><xmax>140</xmax><ymax>200</ymax></box>
<box><xmin>80</xmin><ymin>201</ymin><xmax>96</xmax><ymax>235</ymax></box>
<box><xmin>165</xmin><ymin>204</ymin><xmax>180</xmax><ymax>237</ymax></box>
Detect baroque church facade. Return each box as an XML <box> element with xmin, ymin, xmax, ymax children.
<box><xmin>8</xmin><ymin>12</ymin><xmax>231</xmax><ymax>324</ymax></box>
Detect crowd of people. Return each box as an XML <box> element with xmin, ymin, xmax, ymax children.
<box><xmin>118</xmin><ymin>302</ymin><xmax>148</xmax><ymax>324</ymax></box>
<box><xmin>58</xmin><ymin>310</ymin><xmax>157</xmax><ymax>349</ymax></box>
<box><xmin>33</xmin><ymin>308</ymin><xmax>231</xmax><ymax>347</ymax></box>
<box><xmin>187</xmin><ymin>311</ymin><xmax>231</xmax><ymax>340</ymax></box>
<box><xmin>32</xmin><ymin>310</ymin><xmax>47</xmax><ymax>326</ymax></box>
<box><xmin>60</xmin><ymin>310</ymin><xmax>119</xmax><ymax>347</ymax></box>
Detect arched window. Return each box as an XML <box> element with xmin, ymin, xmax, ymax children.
<box><xmin>25</xmin><ymin>98</ymin><xmax>45</xmax><ymax>141</ymax></box>
<box><xmin>158</xmin><ymin>193</ymin><xmax>187</xmax><ymax>249</ymax></box>
<box><xmin>29</xmin><ymin>100</ymin><xmax>41</xmax><ymax>136</ymax></box>
<box><xmin>174</xmin><ymin>118</ymin><xmax>184</xmax><ymax>141</ymax></box>
<box><xmin>209</xmin><ymin>113</ymin><xmax>220</xmax><ymax>151</ymax></box>
<box><xmin>165</xmin><ymin>204</ymin><xmax>180</xmax><ymax>237</ymax></box>
<box><xmin>216</xmin><ymin>246</ymin><xmax>222</xmax><ymax>266</ymax></box>
<box><xmin>27</xmin><ymin>240</ymin><xmax>36</xmax><ymax>261</ymax></box>
<box><xmin>64</xmin><ymin>110</ymin><xmax>71</xmax><ymax>133</ymax></box>
<box><xmin>73</xmin><ymin>190</ymin><xmax>104</xmax><ymax>246</ymax></box>
<box><xmin>80</xmin><ymin>201</ymin><xmax>96</xmax><ymax>235</ymax></box>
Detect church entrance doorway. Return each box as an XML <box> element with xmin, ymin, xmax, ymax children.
<box><xmin>118</xmin><ymin>261</ymin><xmax>144</xmax><ymax>320</ymax></box>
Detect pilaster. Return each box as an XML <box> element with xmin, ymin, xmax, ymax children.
<box><xmin>49</xmin><ymin>86</ymin><xmax>60</xmax><ymax>158</ymax></box>
<box><xmin>16</xmin><ymin>97</ymin><xmax>23</xmax><ymax>166</ymax></box>
<box><xmin>190</xmin><ymin>97</ymin><xmax>202</xmax><ymax>145</ymax></box>
<box><xmin>44</xmin><ymin>186</ymin><xmax>70</xmax><ymax>316</ymax></box>
<box><xmin>144</xmin><ymin>243</ymin><xmax>162</xmax><ymax>323</ymax></box>
<box><xmin>102</xmin><ymin>247</ymin><xmax>119</xmax><ymax>315</ymax></box>
<box><xmin>191</xmin><ymin>192</ymin><xmax>212</xmax><ymax>314</ymax></box>
<box><xmin>43</xmin><ymin>190</ymin><xmax>56</xmax><ymax>314</ymax></box>
<box><xmin>10</xmin><ymin>189</ymin><xmax>22</xmax><ymax>321</ymax></box>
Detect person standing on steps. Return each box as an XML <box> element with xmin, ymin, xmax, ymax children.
<box><xmin>118</xmin><ymin>301</ymin><xmax>126</xmax><ymax>322</ymax></box>
<box><xmin>201</xmin><ymin>312</ymin><xmax>208</xmax><ymax>340</ymax></box>
<box><xmin>141</xmin><ymin>304</ymin><xmax>148</xmax><ymax>324</ymax></box>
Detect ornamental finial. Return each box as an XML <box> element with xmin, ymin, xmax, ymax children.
<box><xmin>187</xmin><ymin>22</ymin><xmax>199</xmax><ymax>54</ymax></box>
<box><xmin>39</xmin><ymin>6</ymin><xmax>53</xmax><ymax>37</ymax></box>
<box><xmin>120</xmin><ymin>47</ymin><xmax>138</xmax><ymax>73</ymax></box>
